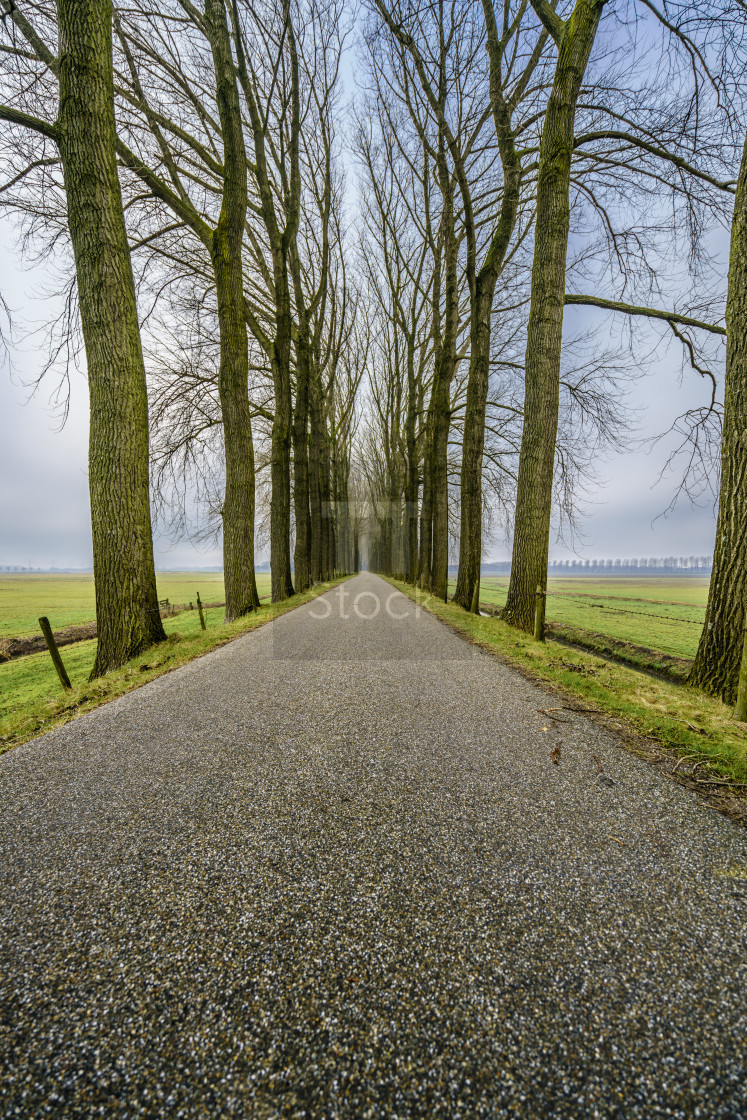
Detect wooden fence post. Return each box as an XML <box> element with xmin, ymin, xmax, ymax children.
<box><xmin>735</xmin><ymin>619</ymin><xmax>747</xmax><ymax>722</ymax></box>
<box><xmin>196</xmin><ymin>592</ymin><xmax>207</xmax><ymax>631</ymax></box>
<box><xmin>38</xmin><ymin>616</ymin><xmax>72</xmax><ymax>691</ymax></box>
<box><xmin>534</xmin><ymin>586</ymin><xmax>546</xmax><ymax>642</ymax></box>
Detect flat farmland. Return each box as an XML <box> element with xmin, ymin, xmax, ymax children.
<box><xmin>449</xmin><ymin>575</ymin><xmax>709</xmax><ymax>662</ymax></box>
<box><xmin>0</xmin><ymin>571</ymin><xmax>272</xmax><ymax>639</ymax></box>
<box><xmin>0</xmin><ymin>604</ymin><xmax>227</xmax><ymax>724</ymax></box>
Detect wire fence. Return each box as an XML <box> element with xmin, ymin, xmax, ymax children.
<box><xmin>543</xmin><ymin>594</ymin><xmax>705</xmax><ymax>627</ymax></box>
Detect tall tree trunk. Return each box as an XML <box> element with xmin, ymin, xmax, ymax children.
<box><xmin>430</xmin><ymin>178</ymin><xmax>459</xmax><ymax>601</ymax></box>
<box><xmin>233</xmin><ymin>0</ymin><xmax>298</xmax><ymax>603</ymax></box>
<box><xmin>206</xmin><ymin>0</ymin><xmax>259</xmax><ymax>621</ymax></box>
<box><xmin>214</xmin><ymin>247</ymin><xmax>259</xmax><ymax>619</ymax></box>
<box><xmin>501</xmin><ymin>0</ymin><xmax>605</xmax><ymax>631</ymax></box>
<box><xmin>452</xmin><ymin>21</ymin><xmax>525</xmax><ymax>611</ymax></box>
<box><xmin>453</xmin><ymin>278</ymin><xmax>493</xmax><ymax>610</ymax></box>
<box><xmin>270</xmin><ymin>295</ymin><xmax>295</xmax><ymax>600</ymax></box>
<box><xmin>404</xmin><ymin>335</ymin><xmax>420</xmax><ymax>584</ymax></box>
<box><xmin>418</xmin><ymin>419</ymin><xmax>434</xmax><ymax>589</ymax></box>
<box><xmin>292</xmin><ymin>324</ymin><xmax>311</xmax><ymax>592</ymax></box>
<box><xmin>57</xmin><ymin>0</ymin><xmax>166</xmax><ymax>677</ymax></box>
<box><xmin>689</xmin><ymin>131</ymin><xmax>747</xmax><ymax>703</ymax></box>
<box><xmin>309</xmin><ymin>367</ymin><xmax>323</xmax><ymax>582</ymax></box>
<box><xmin>430</xmin><ymin>380</ymin><xmax>452</xmax><ymax>600</ymax></box>
<box><xmin>406</xmin><ymin>452</ymin><xmax>419</xmax><ymax>584</ymax></box>
<box><xmin>320</xmin><ymin>419</ymin><xmax>333</xmax><ymax>579</ymax></box>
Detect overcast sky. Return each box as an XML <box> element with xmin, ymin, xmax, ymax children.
<box><xmin>0</xmin><ymin>219</ymin><xmax>722</xmax><ymax>570</ymax></box>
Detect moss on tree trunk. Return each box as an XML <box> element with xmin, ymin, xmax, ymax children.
<box><xmin>453</xmin><ymin>279</ymin><xmax>493</xmax><ymax>610</ymax></box>
<box><xmin>206</xmin><ymin>0</ymin><xmax>259</xmax><ymax>621</ymax></box>
<box><xmin>57</xmin><ymin>0</ymin><xmax>166</xmax><ymax>677</ymax></box>
<box><xmin>501</xmin><ymin>0</ymin><xmax>604</xmax><ymax>631</ymax></box>
<box><xmin>689</xmin><ymin>131</ymin><xmax>747</xmax><ymax>703</ymax></box>
<box><xmin>292</xmin><ymin>323</ymin><xmax>312</xmax><ymax>592</ymax></box>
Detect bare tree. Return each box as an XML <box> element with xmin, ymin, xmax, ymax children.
<box><xmin>0</xmin><ymin>0</ymin><xmax>167</xmax><ymax>675</ymax></box>
<box><xmin>501</xmin><ymin>0</ymin><xmax>736</xmax><ymax>632</ymax></box>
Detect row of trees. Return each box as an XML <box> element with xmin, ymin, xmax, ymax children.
<box><xmin>0</xmin><ymin>0</ymin><xmax>361</xmax><ymax>674</ymax></box>
<box><xmin>550</xmin><ymin>557</ymin><xmax>714</xmax><ymax>572</ymax></box>
<box><xmin>0</xmin><ymin>0</ymin><xmax>745</xmax><ymax>710</ymax></box>
<box><xmin>357</xmin><ymin>0</ymin><xmax>747</xmax><ymax>706</ymax></box>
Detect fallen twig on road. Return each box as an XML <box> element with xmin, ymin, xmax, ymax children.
<box><xmin>538</xmin><ymin>708</ymin><xmax>572</xmax><ymax>723</ymax></box>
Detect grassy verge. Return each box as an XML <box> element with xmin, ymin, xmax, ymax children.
<box><xmin>542</xmin><ymin>621</ymin><xmax>692</xmax><ymax>682</ymax></box>
<box><xmin>390</xmin><ymin>579</ymin><xmax>747</xmax><ymax>823</ymax></box>
<box><xmin>0</xmin><ymin>578</ymin><xmax>347</xmax><ymax>757</ymax></box>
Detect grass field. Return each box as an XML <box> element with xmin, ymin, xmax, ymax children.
<box><xmin>450</xmin><ymin>576</ymin><xmax>709</xmax><ymax>662</ymax></box>
<box><xmin>0</xmin><ymin>578</ymin><xmax>343</xmax><ymax>754</ymax></box>
<box><xmin>0</xmin><ymin>571</ymin><xmax>272</xmax><ymax>638</ymax></box>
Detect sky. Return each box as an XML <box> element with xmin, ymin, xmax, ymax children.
<box><xmin>0</xmin><ymin>2</ymin><xmax>729</xmax><ymax>572</ymax></box>
<box><xmin>0</xmin><ymin>223</ymin><xmax>722</xmax><ymax>570</ymax></box>
<box><xmin>0</xmin><ymin>235</ymin><xmax>223</xmax><ymax>570</ymax></box>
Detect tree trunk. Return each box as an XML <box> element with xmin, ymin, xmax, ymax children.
<box><xmin>206</xmin><ymin>0</ymin><xmax>259</xmax><ymax>621</ymax></box>
<box><xmin>406</xmin><ymin>463</ymin><xmax>419</xmax><ymax>584</ymax></box>
<box><xmin>452</xmin><ymin>14</ymin><xmax>525</xmax><ymax>613</ymax></box>
<box><xmin>501</xmin><ymin>0</ymin><xmax>604</xmax><ymax>631</ymax></box>
<box><xmin>270</xmin><ymin>293</ymin><xmax>295</xmax><ymax>601</ymax></box>
<box><xmin>309</xmin><ymin>366</ymin><xmax>323</xmax><ymax>582</ymax></box>
<box><xmin>320</xmin><ymin>417</ymin><xmax>333</xmax><ymax>579</ymax></box>
<box><xmin>57</xmin><ymin>0</ymin><xmax>166</xmax><ymax>677</ymax></box>
<box><xmin>453</xmin><ymin>278</ymin><xmax>493</xmax><ymax>610</ymax></box>
<box><xmin>418</xmin><ymin>431</ymin><xmax>434</xmax><ymax>590</ymax></box>
<box><xmin>688</xmin><ymin>130</ymin><xmax>747</xmax><ymax>703</ymax></box>
<box><xmin>214</xmin><ymin>246</ymin><xmax>259</xmax><ymax>619</ymax></box>
<box><xmin>430</xmin><ymin>369</ymin><xmax>452</xmax><ymax>599</ymax></box>
<box><xmin>430</xmin><ymin>187</ymin><xmax>459</xmax><ymax>601</ymax></box>
<box><xmin>404</xmin><ymin>335</ymin><xmax>420</xmax><ymax>584</ymax></box>
<box><xmin>234</xmin><ymin>0</ymin><xmax>297</xmax><ymax>604</ymax></box>
<box><xmin>292</xmin><ymin>324</ymin><xmax>311</xmax><ymax>592</ymax></box>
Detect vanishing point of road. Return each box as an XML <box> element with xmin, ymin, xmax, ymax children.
<box><xmin>0</xmin><ymin>573</ymin><xmax>745</xmax><ymax>1118</ymax></box>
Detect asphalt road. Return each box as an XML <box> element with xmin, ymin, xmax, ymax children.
<box><xmin>1</xmin><ymin>573</ymin><xmax>745</xmax><ymax>1119</ymax></box>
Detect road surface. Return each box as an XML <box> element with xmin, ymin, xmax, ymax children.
<box><xmin>0</xmin><ymin>573</ymin><xmax>745</xmax><ymax>1118</ymax></box>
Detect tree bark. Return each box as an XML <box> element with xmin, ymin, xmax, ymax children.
<box><xmin>452</xmin><ymin>0</ymin><xmax>527</xmax><ymax>612</ymax></box>
<box><xmin>292</xmin><ymin>322</ymin><xmax>312</xmax><ymax>592</ymax></box>
<box><xmin>405</xmin><ymin>409</ymin><xmax>419</xmax><ymax>584</ymax></box>
<box><xmin>418</xmin><ymin>412</ymin><xmax>434</xmax><ymax>588</ymax></box>
<box><xmin>269</xmin><ymin>280</ymin><xmax>296</xmax><ymax>600</ymax></box>
<box><xmin>320</xmin><ymin>410</ymin><xmax>333</xmax><ymax>580</ymax></box>
<box><xmin>501</xmin><ymin>0</ymin><xmax>605</xmax><ymax>631</ymax></box>
<box><xmin>309</xmin><ymin>364</ymin><xmax>323</xmax><ymax>582</ymax></box>
<box><xmin>205</xmin><ymin>0</ymin><xmax>259</xmax><ymax>620</ymax></box>
<box><xmin>233</xmin><ymin>0</ymin><xmax>297</xmax><ymax>602</ymax></box>
<box><xmin>430</xmin><ymin>191</ymin><xmax>459</xmax><ymax>601</ymax></box>
<box><xmin>689</xmin><ymin>130</ymin><xmax>747</xmax><ymax>703</ymax></box>
<box><xmin>453</xmin><ymin>278</ymin><xmax>493</xmax><ymax>610</ymax></box>
<box><xmin>57</xmin><ymin>0</ymin><xmax>166</xmax><ymax>677</ymax></box>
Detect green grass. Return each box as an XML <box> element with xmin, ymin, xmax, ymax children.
<box><xmin>0</xmin><ymin>571</ymin><xmax>272</xmax><ymax>638</ymax></box>
<box><xmin>0</xmin><ymin>578</ymin><xmax>344</xmax><ymax>755</ymax></box>
<box><xmin>392</xmin><ymin>579</ymin><xmax>747</xmax><ymax>811</ymax></box>
<box><xmin>459</xmin><ymin>576</ymin><xmax>709</xmax><ymax>661</ymax></box>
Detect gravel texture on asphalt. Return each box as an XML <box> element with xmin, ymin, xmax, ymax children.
<box><xmin>1</xmin><ymin>573</ymin><xmax>745</xmax><ymax>1119</ymax></box>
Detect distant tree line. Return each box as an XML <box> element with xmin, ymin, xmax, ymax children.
<box><xmin>549</xmin><ymin>557</ymin><xmax>713</xmax><ymax>574</ymax></box>
<box><xmin>467</xmin><ymin>556</ymin><xmax>713</xmax><ymax>576</ymax></box>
